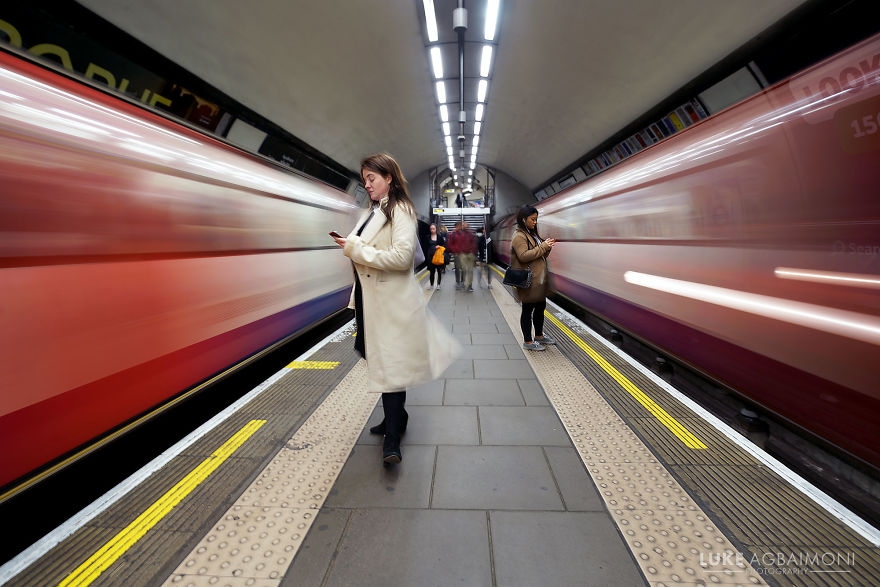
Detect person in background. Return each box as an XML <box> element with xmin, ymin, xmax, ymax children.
<box><xmin>331</xmin><ymin>153</ymin><xmax>460</xmax><ymax>464</ymax></box>
<box><xmin>425</xmin><ymin>223</ymin><xmax>446</xmax><ymax>290</ymax></box>
<box><xmin>509</xmin><ymin>204</ymin><xmax>557</xmax><ymax>351</ymax></box>
<box><xmin>475</xmin><ymin>226</ymin><xmax>492</xmax><ymax>289</ymax></box>
<box><xmin>446</xmin><ymin>221</ymin><xmax>464</xmax><ymax>290</ymax></box>
<box><xmin>457</xmin><ymin>222</ymin><xmax>478</xmax><ymax>292</ymax></box>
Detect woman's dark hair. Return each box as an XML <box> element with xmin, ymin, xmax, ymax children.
<box><xmin>515</xmin><ymin>204</ymin><xmax>542</xmax><ymax>239</ymax></box>
<box><xmin>361</xmin><ymin>152</ymin><xmax>415</xmax><ymax>220</ymax></box>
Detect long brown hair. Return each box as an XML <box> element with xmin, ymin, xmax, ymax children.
<box><xmin>515</xmin><ymin>204</ymin><xmax>543</xmax><ymax>240</ymax></box>
<box><xmin>360</xmin><ymin>152</ymin><xmax>414</xmax><ymax>221</ymax></box>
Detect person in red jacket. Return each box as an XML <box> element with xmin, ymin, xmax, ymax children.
<box><xmin>457</xmin><ymin>222</ymin><xmax>478</xmax><ymax>292</ymax></box>
<box><xmin>445</xmin><ymin>222</ymin><xmax>464</xmax><ymax>289</ymax></box>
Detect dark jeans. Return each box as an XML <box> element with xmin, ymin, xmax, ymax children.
<box><xmin>382</xmin><ymin>391</ymin><xmax>407</xmax><ymax>441</ymax></box>
<box><xmin>477</xmin><ymin>261</ymin><xmax>491</xmax><ymax>285</ymax></box>
<box><xmin>520</xmin><ymin>299</ymin><xmax>547</xmax><ymax>342</ymax></box>
<box><xmin>428</xmin><ymin>264</ymin><xmax>443</xmax><ymax>285</ymax></box>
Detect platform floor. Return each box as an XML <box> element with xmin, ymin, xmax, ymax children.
<box><xmin>279</xmin><ymin>269</ymin><xmax>647</xmax><ymax>587</ymax></box>
<box><xmin>3</xmin><ymin>264</ymin><xmax>878</xmax><ymax>586</ymax></box>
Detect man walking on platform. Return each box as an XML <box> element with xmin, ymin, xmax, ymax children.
<box><xmin>452</xmin><ymin>222</ymin><xmax>477</xmax><ymax>292</ymax></box>
<box><xmin>446</xmin><ymin>222</ymin><xmax>464</xmax><ymax>289</ymax></box>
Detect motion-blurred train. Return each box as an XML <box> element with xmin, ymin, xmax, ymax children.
<box><xmin>496</xmin><ymin>32</ymin><xmax>880</xmax><ymax>471</ymax></box>
<box><xmin>0</xmin><ymin>49</ymin><xmax>361</xmax><ymax>489</ymax></box>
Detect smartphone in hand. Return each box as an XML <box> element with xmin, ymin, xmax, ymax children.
<box><xmin>329</xmin><ymin>231</ymin><xmax>342</xmax><ymax>238</ymax></box>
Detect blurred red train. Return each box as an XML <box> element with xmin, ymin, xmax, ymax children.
<box><xmin>0</xmin><ymin>49</ymin><xmax>360</xmax><ymax>489</ymax></box>
<box><xmin>496</xmin><ymin>33</ymin><xmax>880</xmax><ymax>471</ymax></box>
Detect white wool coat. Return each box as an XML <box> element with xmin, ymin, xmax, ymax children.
<box><xmin>344</xmin><ymin>198</ymin><xmax>461</xmax><ymax>393</ymax></box>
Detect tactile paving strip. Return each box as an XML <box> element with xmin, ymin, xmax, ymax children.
<box><xmin>489</xmin><ymin>286</ymin><xmax>767</xmax><ymax>586</ymax></box>
<box><xmin>540</xmin><ymin>299</ymin><xmax>880</xmax><ymax>585</ymax></box>
<box><xmin>163</xmin><ymin>361</ymin><xmax>376</xmax><ymax>586</ymax></box>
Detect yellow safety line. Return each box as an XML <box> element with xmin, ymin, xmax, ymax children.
<box><xmin>59</xmin><ymin>419</ymin><xmax>267</xmax><ymax>587</ymax></box>
<box><xmin>285</xmin><ymin>360</ymin><xmax>340</xmax><ymax>369</ymax></box>
<box><xmin>545</xmin><ymin>312</ymin><xmax>707</xmax><ymax>449</ymax></box>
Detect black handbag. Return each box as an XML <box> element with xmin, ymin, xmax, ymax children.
<box><xmin>503</xmin><ymin>266</ymin><xmax>532</xmax><ymax>288</ymax></box>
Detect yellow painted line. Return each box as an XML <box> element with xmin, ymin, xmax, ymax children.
<box><xmin>59</xmin><ymin>419</ymin><xmax>267</xmax><ymax>587</ymax></box>
<box><xmin>285</xmin><ymin>360</ymin><xmax>340</xmax><ymax>369</ymax></box>
<box><xmin>545</xmin><ymin>312</ymin><xmax>707</xmax><ymax>449</ymax></box>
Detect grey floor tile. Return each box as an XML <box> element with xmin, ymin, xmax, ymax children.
<box><xmin>544</xmin><ymin>446</ymin><xmax>604</xmax><ymax>511</ymax></box>
<box><xmin>324</xmin><ymin>509</ymin><xmax>492</xmax><ymax>587</ymax></box>
<box><xmin>480</xmin><ymin>406</ymin><xmax>571</xmax><ymax>446</ymax></box>
<box><xmin>283</xmin><ymin>508</ymin><xmax>349</xmax><ymax>587</ymax></box>
<box><xmin>407</xmin><ymin>379</ymin><xmax>444</xmax><ymax>404</ymax></box>
<box><xmin>475</xmin><ymin>358</ymin><xmax>535</xmax><ymax>379</ymax></box>
<box><xmin>452</xmin><ymin>322</ymin><xmax>501</xmax><ymax>334</ymax></box>
<box><xmin>324</xmin><ymin>444</ymin><xmax>435</xmax><ymax>508</ymax></box>
<box><xmin>360</xmin><ymin>405</ymin><xmax>479</xmax><ymax>446</ymax></box>
<box><xmin>445</xmin><ymin>379</ymin><xmax>525</xmax><ymax>406</ymax></box>
<box><xmin>457</xmin><ymin>344</ymin><xmax>509</xmax><ymax>359</ymax></box>
<box><xmin>472</xmin><ymin>332</ymin><xmax>519</xmax><ymax>345</ymax></box>
<box><xmin>441</xmin><ymin>358</ymin><xmax>474</xmax><ymax>379</ymax></box>
<box><xmin>467</xmin><ymin>313</ymin><xmax>498</xmax><ymax>324</ymax></box>
<box><xmin>518</xmin><ymin>379</ymin><xmax>549</xmax><ymax>406</ymax></box>
<box><xmin>491</xmin><ymin>511</ymin><xmax>647</xmax><ymax>587</ymax></box>
<box><xmin>433</xmin><ymin>446</ymin><xmax>564</xmax><ymax>510</ymax></box>
<box><xmin>403</xmin><ymin>405</ymin><xmax>479</xmax><ymax>445</ymax></box>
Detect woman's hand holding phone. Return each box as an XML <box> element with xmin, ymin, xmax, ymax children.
<box><xmin>329</xmin><ymin>231</ymin><xmax>345</xmax><ymax>247</ymax></box>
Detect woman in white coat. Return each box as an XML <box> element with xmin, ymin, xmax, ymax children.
<box><xmin>331</xmin><ymin>153</ymin><xmax>460</xmax><ymax>465</ymax></box>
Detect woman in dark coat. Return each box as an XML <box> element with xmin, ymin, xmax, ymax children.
<box><xmin>509</xmin><ymin>204</ymin><xmax>557</xmax><ymax>351</ymax></box>
<box><xmin>425</xmin><ymin>223</ymin><xmax>446</xmax><ymax>290</ymax></box>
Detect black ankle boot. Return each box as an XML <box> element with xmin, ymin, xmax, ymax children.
<box><xmin>382</xmin><ymin>434</ymin><xmax>402</xmax><ymax>464</ymax></box>
<box><xmin>370</xmin><ymin>409</ymin><xmax>408</xmax><ymax>435</ymax></box>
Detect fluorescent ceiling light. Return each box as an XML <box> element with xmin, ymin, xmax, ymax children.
<box><xmin>484</xmin><ymin>0</ymin><xmax>500</xmax><ymax>40</ymax></box>
<box><xmin>472</xmin><ymin>145</ymin><xmax>478</xmax><ymax>155</ymax></box>
<box><xmin>475</xmin><ymin>103</ymin><xmax>484</xmax><ymax>121</ymax></box>
<box><xmin>430</xmin><ymin>47</ymin><xmax>444</xmax><ymax>79</ymax></box>
<box><xmin>445</xmin><ymin>135</ymin><xmax>452</xmax><ymax>147</ymax></box>
<box><xmin>480</xmin><ymin>46</ymin><xmax>493</xmax><ymax>77</ymax></box>
<box><xmin>447</xmin><ymin>145</ymin><xmax>453</xmax><ymax>156</ymax></box>
<box><xmin>435</xmin><ymin>81</ymin><xmax>446</xmax><ymax>103</ymax></box>
<box><xmin>477</xmin><ymin>79</ymin><xmax>488</xmax><ymax>102</ymax></box>
<box><xmin>423</xmin><ymin>0</ymin><xmax>438</xmax><ymax>42</ymax></box>
<box><xmin>442</xmin><ymin>122</ymin><xmax>450</xmax><ymax>135</ymax></box>
<box><xmin>474</xmin><ymin>121</ymin><xmax>482</xmax><ymax>135</ymax></box>
<box><xmin>439</xmin><ymin>104</ymin><xmax>448</xmax><ymax>122</ymax></box>
<box><xmin>473</xmin><ymin>136</ymin><xmax>480</xmax><ymax>146</ymax></box>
